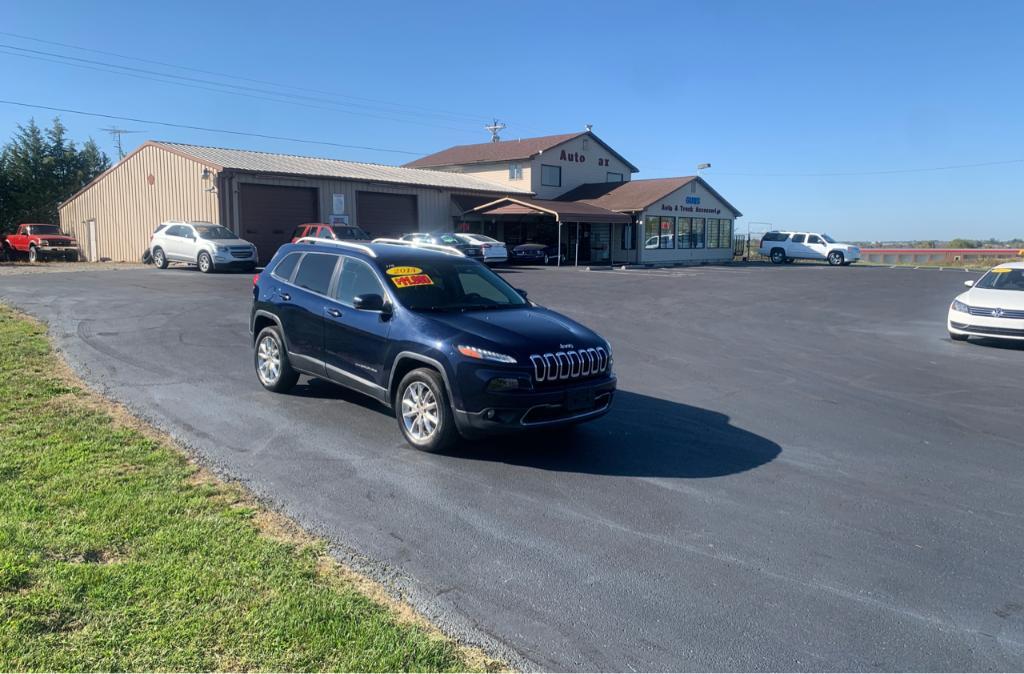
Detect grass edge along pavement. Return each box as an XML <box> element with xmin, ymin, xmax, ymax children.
<box><xmin>0</xmin><ymin>303</ymin><xmax>504</xmax><ymax>672</ymax></box>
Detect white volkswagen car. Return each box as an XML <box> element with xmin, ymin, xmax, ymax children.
<box><xmin>947</xmin><ymin>262</ymin><xmax>1024</xmax><ymax>341</ymax></box>
<box><xmin>150</xmin><ymin>221</ymin><xmax>257</xmax><ymax>273</ymax></box>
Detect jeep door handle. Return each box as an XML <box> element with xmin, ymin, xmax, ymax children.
<box><xmin>326</xmin><ymin>307</ymin><xmax>343</xmax><ymax>318</ymax></box>
<box><xmin>279</xmin><ymin>292</ymin><xmax>291</xmax><ymax>301</ymax></box>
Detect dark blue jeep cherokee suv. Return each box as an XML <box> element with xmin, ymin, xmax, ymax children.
<box><xmin>250</xmin><ymin>238</ymin><xmax>615</xmax><ymax>451</ymax></box>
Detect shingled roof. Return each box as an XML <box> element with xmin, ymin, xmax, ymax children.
<box><xmin>557</xmin><ymin>177</ymin><xmax>742</xmax><ymax>216</ymax></box>
<box><xmin>404</xmin><ymin>131</ymin><xmax>639</xmax><ymax>172</ymax></box>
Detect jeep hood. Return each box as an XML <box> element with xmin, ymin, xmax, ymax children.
<box><xmin>423</xmin><ymin>306</ymin><xmax>606</xmax><ymax>356</ymax></box>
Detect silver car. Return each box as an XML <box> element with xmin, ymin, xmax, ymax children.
<box><xmin>150</xmin><ymin>221</ymin><xmax>257</xmax><ymax>272</ymax></box>
<box><xmin>456</xmin><ymin>233</ymin><xmax>508</xmax><ymax>265</ymax></box>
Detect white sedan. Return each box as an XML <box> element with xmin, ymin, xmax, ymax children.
<box><xmin>948</xmin><ymin>262</ymin><xmax>1024</xmax><ymax>341</ymax></box>
<box><xmin>456</xmin><ymin>233</ymin><xmax>508</xmax><ymax>265</ymax></box>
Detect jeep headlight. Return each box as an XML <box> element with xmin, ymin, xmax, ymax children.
<box><xmin>457</xmin><ymin>345</ymin><xmax>517</xmax><ymax>364</ymax></box>
<box><xmin>951</xmin><ymin>299</ymin><xmax>969</xmax><ymax>313</ymax></box>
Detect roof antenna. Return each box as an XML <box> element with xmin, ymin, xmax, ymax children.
<box><xmin>100</xmin><ymin>127</ymin><xmax>143</xmax><ymax>159</ymax></box>
<box><xmin>485</xmin><ymin>119</ymin><xmax>506</xmax><ymax>143</ymax></box>
<box><xmin>585</xmin><ymin>123</ymin><xmax>593</xmax><ymax>132</ymax></box>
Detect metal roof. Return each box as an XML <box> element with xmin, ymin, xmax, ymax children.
<box><xmin>403</xmin><ymin>131</ymin><xmax>640</xmax><ymax>173</ymax></box>
<box><xmin>467</xmin><ymin>196</ymin><xmax>631</xmax><ymax>224</ymax></box>
<box><xmin>154</xmin><ymin>142</ymin><xmax>531</xmax><ymax>194</ymax></box>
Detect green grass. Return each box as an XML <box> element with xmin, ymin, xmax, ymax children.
<box><xmin>0</xmin><ymin>305</ymin><xmax>478</xmax><ymax>672</ymax></box>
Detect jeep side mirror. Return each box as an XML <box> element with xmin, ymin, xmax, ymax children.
<box><xmin>515</xmin><ymin>288</ymin><xmax>528</xmax><ymax>299</ymax></box>
<box><xmin>353</xmin><ymin>293</ymin><xmax>385</xmax><ymax>311</ymax></box>
<box><xmin>964</xmin><ymin>280</ymin><xmax>975</xmax><ymax>287</ymax></box>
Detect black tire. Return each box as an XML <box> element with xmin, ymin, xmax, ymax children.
<box><xmin>27</xmin><ymin>246</ymin><xmax>38</xmax><ymax>263</ymax></box>
<box><xmin>543</xmin><ymin>253</ymin><xmax>551</xmax><ymax>265</ymax></box>
<box><xmin>254</xmin><ymin>325</ymin><xmax>298</xmax><ymax>392</ymax></box>
<box><xmin>949</xmin><ymin>331</ymin><xmax>969</xmax><ymax>342</ymax></box>
<box><xmin>395</xmin><ymin>367</ymin><xmax>457</xmax><ymax>452</ymax></box>
<box><xmin>770</xmin><ymin>248</ymin><xmax>786</xmax><ymax>264</ymax></box>
<box><xmin>0</xmin><ymin>246</ymin><xmax>9</xmax><ymax>262</ymax></box>
<box><xmin>828</xmin><ymin>251</ymin><xmax>845</xmax><ymax>266</ymax></box>
<box><xmin>152</xmin><ymin>247</ymin><xmax>168</xmax><ymax>269</ymax></box>
<box><xmin>197</xmin><ymin>251</ymin><xmax>214</xmax><ymax>273</ymax></box>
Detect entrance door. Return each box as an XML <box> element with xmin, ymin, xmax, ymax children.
<box><xmin>86</xmin><ymin>219</ymin><xmax>97</xmax><ymax>261</ymax></box>
<box><xmin>589</xmin><ymin>224</ymin><xmax>610</xmax><ymax>264</ymax></box>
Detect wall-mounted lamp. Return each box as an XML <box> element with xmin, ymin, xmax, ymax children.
<box><xmin>201</xmin><ymin>168</ymin><xmax>216</xmax><ymax>193</ymax></box>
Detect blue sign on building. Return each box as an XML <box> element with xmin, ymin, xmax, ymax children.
<box><xmin>685</xmin><ymin>196</ymin><xmax>701</xmax><ymax>205</ymax></box>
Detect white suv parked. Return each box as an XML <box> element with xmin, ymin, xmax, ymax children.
<box><xmin>759</xmin><ymin>231</ymin><xmax>860</xmax><ymax>266</ymax></box>
<box><xmin>150</xmin><ymin>221</ymin><xmax>257</xmax><ymax>273</ymax></box>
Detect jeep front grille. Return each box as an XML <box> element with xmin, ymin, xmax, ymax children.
<box><xmin>530</xmin><ymin>347</ymin><xmax>608</xmax><ymax>383</ymax></box>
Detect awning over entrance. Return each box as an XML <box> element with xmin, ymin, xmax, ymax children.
<box><xmin>466</xmin><ymin>196</ymin><xmax>631</xmax><ymax>224</ymax></box>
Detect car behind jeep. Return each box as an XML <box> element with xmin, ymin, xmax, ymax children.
<box><xmin>759</xmin><ymin>231</ymin><xmax>860</xmax><ymax>265</ymax></box>
<box><xmin>250</xmin><ymin>238</ymin><xmax>615</xmax><ymax>451</ymax></box>
<box><xmin>2</xmin><ymin>224</ymin><xmax>79</xmax><ymax>262</ymax></box>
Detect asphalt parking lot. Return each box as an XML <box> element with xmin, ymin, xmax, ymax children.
<box><xmin>2</xmin><ymin>262</ymin><xmax>1022</xmax><ymax>671</ymax></box>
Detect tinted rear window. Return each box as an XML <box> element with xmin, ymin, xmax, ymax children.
<box><xmin>292</xmin><ymin>253</ymin><xmax>337</xmax><ymax>295</ymax></box>
<box><xmin>271</xmin><ymin>252</ymin><xmax>302</xmax><ymax>281</ymax></box>
<box><xmin>762</xmin><ymin>232</ymin><xmax>788</xmax><ymax>242</ymax></box>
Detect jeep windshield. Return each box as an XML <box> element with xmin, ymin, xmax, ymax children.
<box><xmin>195</xmin><ymin>225</ymin><xmax>237</xmax><ymax>240</ymax></box>
<box><xmin>383</xmin><ymin>259</ymin><xmax>527</xmax><ymax>312</ymax></box>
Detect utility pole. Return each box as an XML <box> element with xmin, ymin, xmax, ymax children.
<box><xmin>100</xmin><ymin>127</ymin><xmax>141</xmax><ymax>160</ymax></box>
<box><xmin>484</xmin><ymin>119</ymin><xmax>506</xmax><ymax>143</ymax></box>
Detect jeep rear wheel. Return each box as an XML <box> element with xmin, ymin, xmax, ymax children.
<box><xmin>396</xmin><ymin>368</ymin><xmax>457</xmax><ymax>452</ymax></box>
<box><xmin>254</xmin><ymin>326</ymin><xmax>298</xmax><ymax>392</ymax></box>
<box><xmin>770</xmin><ymin>248</ymin><xmax>786</xmax><ymax>264</ymax></box>
<box><xmin>828</xmin><ymin>251</ymin><xmax>845</xmax><ymax>266</ymax></box>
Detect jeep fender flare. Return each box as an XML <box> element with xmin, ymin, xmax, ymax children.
<box><xmin>251</xmin><ymin>310</ymin><xmax>287</xmax><ymax>348</ymax></box>
<box><xmin>388</xmin><ymin>351</ymin><xmax>456</xmax><ymax>408</ymax></box>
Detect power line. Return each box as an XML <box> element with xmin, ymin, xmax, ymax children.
<box><xmin>706</xmin><ymin>158</ymin><xmax>1024</xmax><ymax>178</ymax></box>
<box><xmin>0</xmin><ymin>31</ymin><xmax>503</xmax><ymax>127</ymax></box>
<box><xmin>0</xmin><ymin>99</ymin><xmax>425</xmax><ymax>156</ymax></box>
<box><xmin>0</xmin><ymin>45</ymin><xmax>480</xmax><ymax>133</ymax></box>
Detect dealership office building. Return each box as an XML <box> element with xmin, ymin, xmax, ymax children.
<box><xmin>60</xmin><ymin>130</ymin><xmax>740</xmax><ymax>265</ymax></box>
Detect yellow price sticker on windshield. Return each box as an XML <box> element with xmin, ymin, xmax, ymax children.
<box><xmin>991</xmin><ymin>268</ymin><xmax>1012</xmax><ymax>273</ymax></box>
<box><xmin>391</xmin><ymin>274</ymin><xmax>434</xmax><ymax>288</ymax></box>
<box><xmin>387</xmin><ymin>266</ymin><xmax>422</xmax><ymax>276</ymax></box>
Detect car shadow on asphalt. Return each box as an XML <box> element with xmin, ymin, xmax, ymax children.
<box><xmin>439</xmin><ymin>390</ymin><xmax>781</xmax><ymax>479</ymax></box>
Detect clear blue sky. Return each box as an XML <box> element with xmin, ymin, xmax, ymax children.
<box><xmin>4</xmin><ymin>0</ymin><xmax>1022</xmax><ymax>241</ymax></box>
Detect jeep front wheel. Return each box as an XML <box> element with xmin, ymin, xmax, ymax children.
<box><xmin>396</xmin><ymin>368</ymin><xmax>457</xmax><ymax>452</ymax></box>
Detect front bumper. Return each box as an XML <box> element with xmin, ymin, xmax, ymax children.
<box><xmin>36</xmin><ymin>246</ymin><xmax>78</xmax><ymax>258</ymax></box>
<box><xmin>213</xmin><ymin>253</ymin><xmax>257</xmax><ymax>268</ymax></box>
<box><xmin>949</xmin><ymin>309</ymin><xmax>1024</xmax><ymax>340</ymax></box>
<box><xmin>453</xmin><ymin>374</ymin><xmax>616</xmax><ymax>436</ymax></box>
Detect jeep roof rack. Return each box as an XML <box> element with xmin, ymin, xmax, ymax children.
<box><xmin>294</xmin><ymin>236</ymin><xmax>377</xmax><ymax>257</ymax></box>
<box><xmin>371</xmin><ymin>238</ymin><xmax>465</xmax><ymax>257</ymax></box>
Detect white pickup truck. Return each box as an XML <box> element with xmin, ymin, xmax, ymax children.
<box><xmin>758</xmin><ymin>231</ymin><xmax>860</xmax><ymax>266</ymax></box>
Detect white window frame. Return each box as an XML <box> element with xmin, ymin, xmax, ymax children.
<box><xmin>508</xmin><ymin>162</ymin><xmax>523</xmax><ymax>181</ymax></box>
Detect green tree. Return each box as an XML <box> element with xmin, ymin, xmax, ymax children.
<box><xmin>0</xmin><ymin>117</ymin><xmax>110</xmax><ymax>234</ymax></box>
<box><xmin>947</xmin><ymin>238</ymin><xmax>979</xmax><ymax>249</ymax></box>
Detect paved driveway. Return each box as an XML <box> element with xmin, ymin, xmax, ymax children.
<box><xmin>2</xmin><ymin>263</ymin><xmax>1022</xmax><ymax>671</ymax></box>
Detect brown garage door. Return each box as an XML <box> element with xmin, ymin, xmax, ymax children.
<box><xmin>239</xmin><ymin>184</ymin><xmax>319</xmax><ymax>261</ymax></box>
<box><xmin>356</xmin><ymin>192</ymin><xmax>418</xmax><ymax>239</ymax></box>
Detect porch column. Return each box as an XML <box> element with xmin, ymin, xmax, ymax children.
<box><xmin>575</xmin><ymin>222</ymin><xmax>580</xmax><ymax>267</ymax></box>
<box><xmin>557</xmin><ymin>219</ymin><xmax>562</xmax><ymax>268</ymax></box>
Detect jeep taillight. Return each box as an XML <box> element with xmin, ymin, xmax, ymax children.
<box><xmin>252</xmin><ymin>273</ymin><xmax>260</xmax><ymax>286</ymax></box>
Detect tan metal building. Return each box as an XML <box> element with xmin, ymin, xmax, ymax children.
<box><xmin>59</xmin><ymin>141</ymin><xmax>530</xmax><ymax>262</ymax></box>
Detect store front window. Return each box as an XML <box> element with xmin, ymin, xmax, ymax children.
<box><xmin>720</xmin><ymin>219</ymin><xmax>732</xmax><ymax>248</ymax></box>
<box><xmin>692</xmin><ymin>218</ymin><xmax>706</xmax><ymax>248</ymax></box>
<box><xmin>677</xmin><ymin>217</ymin><xmax>692</xmax><ymax>249</ymax></box>
<box><xmin>707</xmin><ymin>219</ymin><xmax>721</xmax><ymax>248</ymax></box>
<box><xmin>644</xmin><ymin>216</ymin><xmax>660</xmax><ymax>249</ymax></box>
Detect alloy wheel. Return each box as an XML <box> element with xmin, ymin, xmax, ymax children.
<box><xmin>256</xmin><ymin>335</ymin><xmax>281</xmax><ymax>384</ymax></box>
<box><xmin>401</xmin><ymin>381</ymin><xmax>439</xmax><ymax>442</ymax></box>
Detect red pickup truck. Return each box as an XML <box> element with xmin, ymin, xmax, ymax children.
<box><xmin>1</xmin><ymin>224</ymin><xmax>80</xmax><ymax>262</ymax></box>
